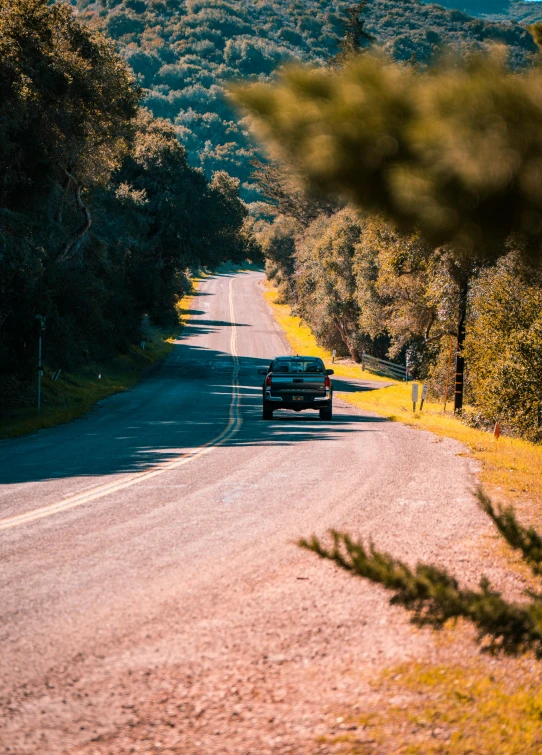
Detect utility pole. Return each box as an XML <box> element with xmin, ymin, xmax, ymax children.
<box><xmin>35</xmin><ymin>315</ymin><xmax>46</xmax><ymax>413</ymax></box>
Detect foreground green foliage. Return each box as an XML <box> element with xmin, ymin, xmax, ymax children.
<box><xmin>234</xmin><ymin>49</ymin><xmax>542</xmax><ymax>256</ymax></box>
<box><xmin>478</xmin><ymin>489</ymin><xmax>542</xmax><ymax>575</ymax></box>
<box><xmin>300</xmin><ymin>489</ymin><xmax>542</xmax><ymax>657</ymax></box>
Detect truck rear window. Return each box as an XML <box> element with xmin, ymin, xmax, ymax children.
<box><xmin>272</xmin><ymin>360</ymin><xmax>324</xmax><ymax>374</ymax></box>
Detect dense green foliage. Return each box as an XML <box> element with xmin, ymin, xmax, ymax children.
<box><xmin>0</xmin><ymin>0</ymin><xmax>255</xmax><ymax>414</ymax></box>
<box><xmin>465</xmin><ymin>255</ymin><xmax>542</xmax><ymax>439</ymax></box>
<box><xmin>236</xmin><ymin>29</ymin><xmax>542</xmax><ymax>429</ymax></box>
<box><xmin>75</xmin><ymin>0</ymin><xmax>536</xmax><ymax>202</ymax></box>
<box><xmin>234</xmin><ymin>51</ymin><xmax>542</xmax><ymax>256</ymax></box>
<box><xmin>258</xmin><ymin>206</ymin><xmax>458</xmax><ymax>378</ymax></box>
<box><xmin>300</xmin><ymin>489</ymin><xmax>542</xmax><ymax>658</ymax></box>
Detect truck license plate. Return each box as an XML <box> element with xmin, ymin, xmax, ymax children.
<box><xmin>293</xmin><ymin>396</ymin><xmax>303</xmax><ymax>401</ymax></box>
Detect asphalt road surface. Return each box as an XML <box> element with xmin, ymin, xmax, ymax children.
<box><xmin>1</xmin><ymin>271</ymin><xmax>503</xmax><ymax>755</ymax></box>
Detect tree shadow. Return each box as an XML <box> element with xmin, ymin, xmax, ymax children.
<box><xmin>0</xmin><ymin>332</ymin><xmax>387</xmax><ymax>485</ymax></box>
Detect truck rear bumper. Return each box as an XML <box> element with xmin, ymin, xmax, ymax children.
<box><xmin>264</xmin><ymin>390</ymin><xmax>332</xmax><ymax>409</ymax></box>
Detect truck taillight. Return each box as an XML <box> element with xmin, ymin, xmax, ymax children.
<box><xmin>324</xmin><ymin>375</ymin><xmax>331</xmax><ymax>389</ymax></box>
<box><xmin>265</xmin><ymin>374</ymin><xmax>272</xmax><ymax>387</ymax></box>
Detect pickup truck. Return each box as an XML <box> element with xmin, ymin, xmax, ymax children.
<box><xmin>258</xmin><ymin>356</ymin><xmax>334</xmax><ymax>420</ymax></box>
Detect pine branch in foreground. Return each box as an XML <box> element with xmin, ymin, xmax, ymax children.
<box><xmin>299</xmin><ymin>525</ymin><xmax>542</xmax><ymax>658</ymax></box>
<box><xmin>477</xmin><ymin>489</ymin><xmax>542</xmax><ymax>576</ymax></box>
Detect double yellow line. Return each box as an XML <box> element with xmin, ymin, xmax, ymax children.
<box><xmin>0</xmin><ymin>280</ymin><xmax>242</xmax><ymax>533</ymax></box>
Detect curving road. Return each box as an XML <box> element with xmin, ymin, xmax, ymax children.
<box><xmin>0</xmin><ymin>271</ymin><xmax>499</xmax><ymax>755</ymax></box>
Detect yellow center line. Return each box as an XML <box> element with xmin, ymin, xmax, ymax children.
<box><xmin>0</xmin><ymin>279</ymin><xmax>243</xmax><ymax>533</ymax></box>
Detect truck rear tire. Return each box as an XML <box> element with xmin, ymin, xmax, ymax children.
<box><xmin>262</xmin><ymin>403</ymin><xmax>273</xmax><ymax>420</ymax></box>
<box><xmin>319</xmin><ymin>405</ymin><xmax>332</xmax><ymax>421</ymax></box>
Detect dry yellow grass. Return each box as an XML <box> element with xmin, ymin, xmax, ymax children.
<box><xmin>323</xmin><ymin>654</ymin><xmax>542</xmax><ymax>755</ymax></box>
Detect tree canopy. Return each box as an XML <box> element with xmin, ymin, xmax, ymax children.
<box><xmin>232</xmin><ymin>47</ymin><xmax>542</xmax><ymax>261</ymax></box>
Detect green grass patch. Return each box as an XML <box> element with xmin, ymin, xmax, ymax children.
<box><xmin>0</xmin><ymin>279</ymin><xmax>202</xmax><ymax>440</ymax></box>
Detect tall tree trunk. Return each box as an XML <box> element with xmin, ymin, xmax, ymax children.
<box><xmin>57</xmin><ymin>166</ymin><xmax>92</xmax><ymax>263</ymax></box>
<box><xmin>454</xmin><ymin>277</ymin><xmax>469</xmax><ymax>413</ymax></box>
<box><xmin>334</xmin><ymin>316</ymin><xmax>361</xmax><ymax>362</ymax></box>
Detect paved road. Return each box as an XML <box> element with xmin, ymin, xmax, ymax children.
<box><xmin>1</xmin><ymin>271</ymin><xmax>492</xmax><ymax>755</ymax></box>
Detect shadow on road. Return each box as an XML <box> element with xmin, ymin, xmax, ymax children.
<box><xmin>0</xmin><ymin>274</ymin><xmax>389</xmax><ymax>485</ymax></box>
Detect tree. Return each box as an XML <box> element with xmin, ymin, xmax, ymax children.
<box><xmin>296</xmin><ymin>209</ymin><xmax>366</xmax><ymax>361</ymax></box>
<box><xmin>0</xmin><ymin>0</ymin><xmax>140</xmax><ymax>261</ymax></box>
<box><xmin>354</xmin><ymin>216</ymin><xmax>457</xmax><ymax>369</ymax></box>
<box><xmin>0</xmin><ymin>0</ymin><xmax>140</xmax><ymax>382</ymax></box>
<box><xmin>250</xmin><ymin>157</ymin><xmax>337</xmax><ymax>227</ymax></box>
<box><xmin>231</xmin><ymin>40</ymin><xmax>542</xmax><ymax>409</ymax></box>
<box><xmin>330</xmin><ymin>1</ymin><xmax>375</xmax><ymax>67</ymax></box>
<box><xmin>465</xmin><ymin>252</ymin><xmax>542</xmax><ymax>439</ymax></box>
<box><xmin>0</xmin><ymin>0</ymin><xmax>258</xmax><ymax>410</ymax></box>
<box><xmin>257</xmin><ymin>215</ymin><xmax>300</xmax><ymax>303</ymax></box>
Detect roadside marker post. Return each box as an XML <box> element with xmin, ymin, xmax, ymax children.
<box><xmin>494</xmin><ymin>421</ymin><xmax>501</xmax><ymax>440</ymax></box>
<box><xmin>420</xmin><ymin>383</ymin><xmax>428</xmax><ymax>411</ymax></box>
<box><xmin>411</xmin><ymin>382</ymin><xmax>419</xmax><ymax>412</ymax></box>
<box><xmin>35</xmin><ymin>315</ymin><xmax>46</xmax><ymax>413</ymax></box>
<box><xmin>332</xmin><ymin>349</ymin><xmax>336</xmax><ymax>363</ymax></box>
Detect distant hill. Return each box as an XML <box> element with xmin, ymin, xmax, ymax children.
<box><xmin>76</xmin><ymin>0</ymin><xmax>537</xmax><ymax>203</ymax></box>
<box><xmin>422</xmin><ymin>0</ymin><xmax>542</xmax><ymax>23</ymax></box>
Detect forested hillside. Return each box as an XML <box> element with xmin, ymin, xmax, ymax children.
<box><xmin>77</xmin><ymin>0</ymin><xmax>536</xmax><ymax>202</ymax></box>
<box><xmin>423</xmin><ymin>1</ymin><xmax>542</xmax><ymax>24</ymax></box>
<box><xmin>2</xmin><ymin>0</ymin><xmax>540</xmax><ymax>427</ymax></box>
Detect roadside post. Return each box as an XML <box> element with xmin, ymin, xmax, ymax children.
<box><xmin>35</xmin><ymin>315</ymin><xmax>46</xmax><ymax>413</ymax></box>
<box><xmin>332</xmin><ymin>349</ymin><xmax>336</xmax><ymax>364</ymax></box>
<box><xmin>420</xmin><ymin>383</ymin><xmax>428</xmax><ymax>411</ymax></box>
<box><xmin>411</xmin><ymin>382</ymin><xmax>419</xmax><ymax>412</ymax></box>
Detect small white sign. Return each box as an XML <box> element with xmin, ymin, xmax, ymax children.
<box><xmin>421</xmin><ymin>384</ymin><xmax>428</xmax><ymax>400</ymax></box>
<box><xmin>411</xmin><ymin>383</ymin><xmax>419</xmax><ymax>402</ymax></box>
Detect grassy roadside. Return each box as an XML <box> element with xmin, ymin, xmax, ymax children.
<box><xmin>0</xmin><ymin>279</ymin><xmax>202</xmax><ymax>440</ymax></box>
<box><xmin>263</xmin><ymin>281</ymin><xmax>542</xmax><ymax>755</ymax></box>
